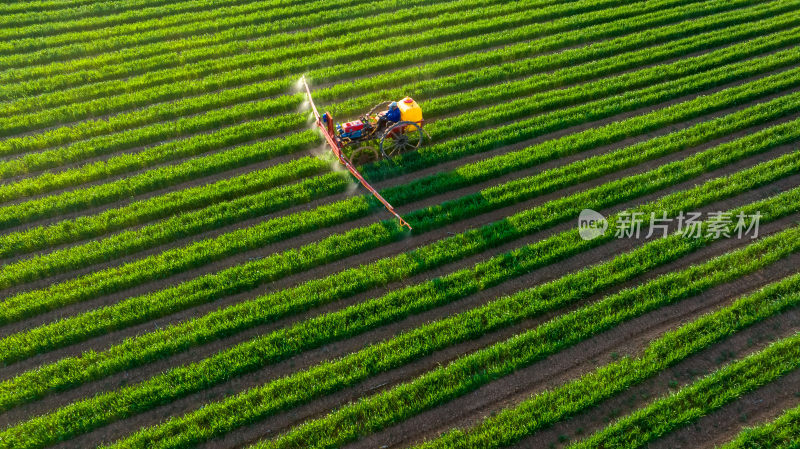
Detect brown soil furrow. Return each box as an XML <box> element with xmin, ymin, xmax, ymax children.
<box><xmin>349</xmin><ymin>269</ymin><xmax>800</xmax><ymax>449</ymax></box>
<box><xmin>1</xmin><ymin>47</ymin><xmax>792</xmax><ymax>239</ymax></box>
<box><xmin>0</xmin><ymin>0</ymin><xmax>705</xmax><ymax>149</ymax></box>
<box><xmin>3</xmin><ymin>71</ymin><xmax>797</xmax><ymax>309</ymax></box>
<box><xmin>0</xmin><ymin>24</ymin><xmax>591</xmax><ymax>173</ymax></box>
<box><xmin>650</xmin><ymin>370</ymin><xmax>800</xmax><ymax>449</ymax></box>
<box><xmin>1</xmin><ymin>138</ymin><xmax>795</xmax><ymax>386</ymax></box>
<box><xmin>501</xmin><ymin>305</ymin><xmax>800</xmax><ymax>449</ymax></box>
<box><xmin>20</xmin><ymin>201</ymin><xmax>800</xmax><ymax>447</ymax></box>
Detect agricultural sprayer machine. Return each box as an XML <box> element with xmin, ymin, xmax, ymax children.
<box><xmin>301</xmin><ymin>76</ymin><xmax>429</xmax><ymax>230</ymax></box>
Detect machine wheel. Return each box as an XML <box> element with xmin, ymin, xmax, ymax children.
<box><xmin>380</xmin><ymin>121</ymin><xmax>423</xmax><ymax>159</ymax></box>
<box><xmin>349</xmin><ymin>144</ymin><xmax>381</xmax><ymax>165</ymax></box>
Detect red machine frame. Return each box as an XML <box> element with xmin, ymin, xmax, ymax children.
<box><xmin>301</xmin><ymin>76</ymin><xmax>412</xmax><ymax>230</ymax></box>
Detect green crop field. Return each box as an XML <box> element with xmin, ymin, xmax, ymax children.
<box><xmin>1</xmin><ymin>0</ymin><xmax>799</xmax><ymax>447</ymax></box>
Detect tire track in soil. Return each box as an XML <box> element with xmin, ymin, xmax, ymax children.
<box><xmin>498</xmin><ymin>303</ymin><xmax>800</xmax><ymax>449</ymax></box>
<box><xmin>23</xmin><ymin>186</ymin><xmax>800</xmax><ymax>448</ymax></box>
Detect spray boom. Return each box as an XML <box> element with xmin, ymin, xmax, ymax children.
<box><xmin>300</xmin><ymin>76</ymin><xmax>412</xmax><ymax>230</ymax></box>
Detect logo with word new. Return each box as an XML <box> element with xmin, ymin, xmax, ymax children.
<box><xmin>578</xmin><ymin>209</ymin><xmax>608</xmax><ymax>241</ymax></box>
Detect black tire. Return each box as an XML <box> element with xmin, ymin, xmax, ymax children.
<box><xmin>380</xmin><ymin>121</ymin><xmax>423</xmax><ymax>159</ymax></box>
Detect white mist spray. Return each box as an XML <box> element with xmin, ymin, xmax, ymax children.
<box><xmin>296</xmin><ymin>76</ymin><xmax>359</xmax><ymax>193</ymax></box>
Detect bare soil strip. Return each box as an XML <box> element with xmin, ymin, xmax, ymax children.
<box><xmin>28</xmin><ymin>192</ymin><xmax>800</xmax><ymax>448</ymax></box>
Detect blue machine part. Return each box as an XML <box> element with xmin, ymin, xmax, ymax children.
<box><xmin>336</xmin><ymin>123</ymin><xmax>363</xmax><ymax>139</ymax></box>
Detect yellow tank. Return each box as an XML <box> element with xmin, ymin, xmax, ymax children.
<box><xmin>398</xmin><ymin>97</ymin><xmax>423</xmax><ymax>124</ymax></box>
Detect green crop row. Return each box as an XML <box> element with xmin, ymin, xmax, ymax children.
<box><xmin>371</xmin><ymin>51</ymin><xmax>800</xmax><ymax>184</ymax></box>
<box><xmin>0</xmin><ymin>0</ymin><xmax>714</xmax><ymax>156</ymax></box>
<box><xmin>0</xmin><ymin>0</ymin><xmax>460</xmax><ymax>66</ymax></box>
<box><xmin>3</xmin><ymin>0</ymin><xmax>741</xmax><ymax>144</ymax></box>
<box><xmin>0</xmin><ymin>2</ymin><xmax>772</xmax><ymax>163</ymax></box>
<box><xmin>4</xmin><ymin>38</ymin><xmax>783</xmax><ymax>239</ymax></box>
<box><xmin>410</xmin><ymin>274</ymin><xmax>800</xmax><ymax>449</ymax></box>
<box><xmin>0</xmin><ymin>0</ymin><xmax>363</xmax><ymax>44</ymax></box>
<box><xmin>383</xmin><ymin>86</ymin><xmax>800</xmax><ymax>209</ymax></box>
<box><xmin>3</xmin><ymin>24</ymin><xmax>797</xmax><ymax>217</ymax></box>
<box><xmin>0</xmin><ymin>127</ymin><xmax>317</xmax><ymax>228</ymax></box>
<box><xmin>6</xmin><ymin>99</ymin><xmax>800</xmax><ymax>406</ymax></box>
<box><xmin>0</xmin><ymin>0</ymin><xmax>559</xmax><ymax>92</ymax></box>
<box><xmin>568</xmin><ymin>339</ymin><xmax>800</xmax><ymax>448</ymax></box>
<box><xmin>356</xmin><ymin>18</ymin><xmax>800</xmax><ymax>122</ymax></box>
<box><xmin>0</xmin><ymin>172</ymin><xmax>351</xmax><ymax>285</ymax></box>
<box><xmin>3</xmin><ymin>68</ymin><xmax>798</xmax><ymax>328</ymax></box>
<box><xmin>0</xmin><ymin>0</ymin><xmax>655</xmax><ymax>98</ymax></box>
<box><xmin>6</xmin><ymin>173</ymin><xmax>798</xmax><ymax>449</ymax></box>
<box><xmin>0</xmin><ymin>0</ymin><xmax>236</xmax><ymax>17</ymax></box>
<box><xmin>420</xmin><ymin>43</ymin><xmax>800</xmax><ymax>154</ymax></box>
<box><xmin>0</xmin><ymin>112</ymin><xmax>310</xmax><ymax>189</ymax></box>
<box><xmin>365</xmin><ymin>57</ymin><xmax>800</xmax><ymax>181</ymax></box>
<box><xmin>2</xmin><ymin>103</ymin><xmax>797</xmax><ymax>365</ymax></box>
<box><xmin>0</xmin><ymin>0</ymin><xmax>283</xmax><ymax>31</ymax></box>
<box><xmin>0</xmin><ymin>156</ymin><xmax>329</xmax><ymax>258</ymax></box>
<box><xmin>2</xmin><ymin>9</ymin><xmax>793</xmax><ymax>213</ymax></box>
<box><xmin>0</xmin><ymin>28</ymin><xmax>794</xmax><ymax>275</ymax></box>
<box><xmin>0</xmin><ymin>0</ymin><xmax>548</xmax><ymax>114</ymax></box>
<box><xmin>2</xmin><ymin>19</ymin><xmax>796</xmax><ymax>261</ymax></box>
<box><xmin>257</xmin><ymin>234</ymin><xmax>800</xmax><ymax>449</ymax></box>
<box><xmin>4</xmin><ymin>3</ymin><xmax>794</xmax><ymax>191</ymax></box>
<box><xmin>718</xmin><ymin>404</ymin><xmax>800</xmax><ymax>449</ymax></box>
<box><xmin>0</xmin><ymin>0</ymin><xmax>127</xmax><ymax>15</ymax></box>
<box><xmin>3</xmin><ymin>80</ymin><xmax>799</xmax><ymax>301</ymax></box>
<box><xmin>1</xmin><ymin>99</ymin><xmax>797</xmax><ymax>411</ymax></box>
<box><xmin>0</xmin><ymin>0</ymin><xmax>580</xmax><ymax>88</ymax></box>
<box><xmin>121</xmin><ymin>205</ymin><xmax>800</xmax><ymax>449</ymax></box>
